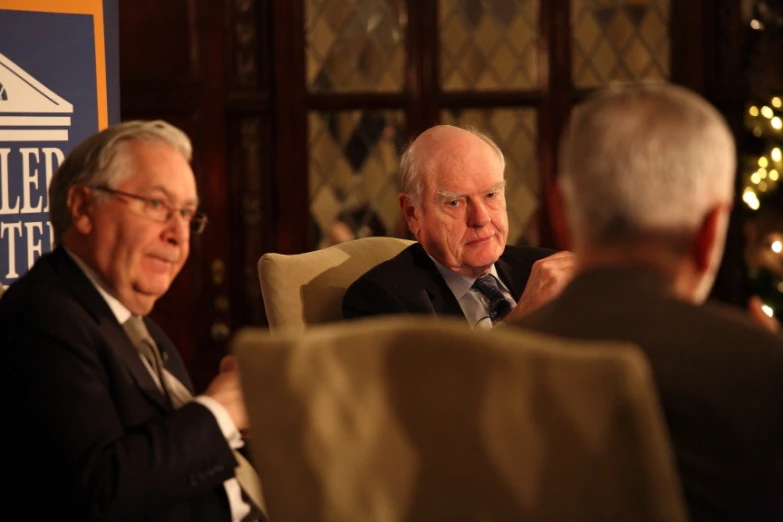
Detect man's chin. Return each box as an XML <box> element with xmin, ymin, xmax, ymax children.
<box><xmin>129</xmin><ymin>283</ymin><xmax>170</xmax><ymax>312</ymax></box>
<box><xmin>464</xmin><ymin>245</ymin><xmax>503</xmax><ymax>267</ymax></box>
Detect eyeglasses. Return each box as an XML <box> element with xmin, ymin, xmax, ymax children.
<box><xmin>89</xmin><ymin>185</ymin><xmax>209</xmax><ymax>234</ymax></box>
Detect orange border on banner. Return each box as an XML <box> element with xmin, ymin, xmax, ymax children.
<box><xmin>0</xmin><ymin>0</ymin><xmax>108</xmax><ymax>129</ymax></box>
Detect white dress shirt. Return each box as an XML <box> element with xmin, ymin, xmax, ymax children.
<box><xmin>430</xmin><ymin>256</ymin><xmax>516</xmax><ymax>329</ymax></box>
<box><xmin>65</xmin><ymin>249</ymin><xmax>250</xmax><ymax>522</ymax></box>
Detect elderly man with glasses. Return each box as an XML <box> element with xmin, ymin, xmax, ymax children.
<box><xmin>0</xmin><ymin>121</ymin><xmax>265</xmax><ymax>522</ymax></box>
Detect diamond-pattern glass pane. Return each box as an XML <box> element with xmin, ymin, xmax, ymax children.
<box><xmin>309</xmin><ymin>110</ymin><xmax>406</xmax><ymax>249</ymax></box>
<box><xmin>439</xmin><ymin>0</ymin><xmax>540</xmax><ymax>91</ymax></box>
<box><xmin>572</xmin><ymin>0</ymin><xmax>670</xmax><ymax>88</ymax></box>
<box><xmin>441</xmin><ymin>108</ymin><xmax>538</xmax><ymax>245</ymax></box>
<box><xmin>306</xmin><ymin>0</ymin><xmax>407</xmax><ymax>92</ymax></box>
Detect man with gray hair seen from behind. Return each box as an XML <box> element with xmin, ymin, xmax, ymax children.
<box><xmin>343</xmin><ymin>124</ymin><xmax>575</xmax><ymax>328</ymax></box>
<box><xmin>0</xmin><ymin>121</ymin><xmax>265</xmax><ymax>522</ymax></box>
<box><xmin>511</xmin><ymin>82</ymin><xmax>783</xmax><ymax>522</ymax></box>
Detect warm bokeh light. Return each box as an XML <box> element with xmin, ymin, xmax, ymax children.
<box><xmin>772</xmin><ymin>240</ymin><xmax>782</xmax><ymax>254</ymax></box>
<box><xmin>770</xmin><ymin>169</ymin><xmax>779</xmax><ymax>181</ymax></box>
<box><xmin>759</xmin><ymin>157</ymin><xmax>769</xmax><ymax>168</ymax></box>
<box><xmin>772</xmin><ymin>147</ymin><xmax>782</xmax><ymax>162</ymax></box>
<box><xmin>750</xmin><ymin>106</ymin><xmax>760</xmax><ymax>116</ymax></box>
<box><xmin>743</xmin><ymin>190</ymin><xmax>760</xmax><ymax>210</ymax></box>
<box><xmin>761</xmin><ymin>106</ymin><xmax>774</xmax><ymax>118</ymax></box>
<box><xmin>772</xmin><ymin>117</ymin><xmax>782</xmax><ymax>130</ymax></box>
<box><xmin>773</xmin><ymin>97</ymin><xmax>782</xmax><ymax>108</ymax></box>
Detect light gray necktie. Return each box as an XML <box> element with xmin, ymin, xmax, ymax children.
<box><xmin>123</xmin><ymin>316</ymin><xmax>267</xmax><ymax>520</ymax></box>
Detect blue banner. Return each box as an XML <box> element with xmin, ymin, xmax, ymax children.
<box><xmin>0</xmin><ymin>0</ymin><xmax>118</xmax><ymax>287</ymax></box>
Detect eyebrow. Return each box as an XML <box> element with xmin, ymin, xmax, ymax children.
<box><xmin>147</xmin><ymin>185</ymin><xmax>200</xmax><ymax>207</ymax></box>
<box><xmin>436</xmin><ymin>181</ymin><xmax>506</xmax><ymax>202</ymax></box>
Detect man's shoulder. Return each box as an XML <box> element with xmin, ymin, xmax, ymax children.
<box><xmin>698</xmin><ymin>298</ymin><xmax>783</xmax><ymax>349</ymax></box>
<box><xmin>1</xmin><ymin>252</ymin><xmax>61</xmax><ymax>307</ymax></box>
<box><xmin>519</xmin><ymin>279</ymin><xmax>783</xmax><ymax>359</ymax></box>
<box><xmin>350</xmin><ymin>242</ymin><xmax>424</xmax><ymax>285</ymax></box>
<box><xmin>0</xmin><ymin>250</ymin><xmax>95</xmax><ymax>334</ymax></box>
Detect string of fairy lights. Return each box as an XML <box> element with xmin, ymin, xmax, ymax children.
<box><xmin>742</xmin><ymin>95</ymin><xmax>782</xmax><ymax>211</ymax></box>
<box><xmin>742</xmin><ymin>91</ymin><xmax>782</xmax><ymax>321</ymax></box>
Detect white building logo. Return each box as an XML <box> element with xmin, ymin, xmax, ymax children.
<box><xmin>0</xmin><ymin>52</ymin><xmax>73</xmax><ymax>140</ymax></box>
<box><xmin>0</xmin><ymin>52</ymin><xmax>72</xmax><ymax>286</ymax></box>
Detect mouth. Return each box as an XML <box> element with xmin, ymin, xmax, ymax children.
<box><xmin>146</xmin><ymin>254</ymin><xmax>177</xmax><ymax>271</ymax></box>
<box><xmin>467</xmin><ymin>236</ymin><xmax>493</xmax><ymax>246</ymax></box>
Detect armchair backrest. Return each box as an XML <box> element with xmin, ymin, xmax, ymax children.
<box><xmin>233</xmin><ymin>316</ymin><xmax>688</xmax><ymax>522</ymax></box>
<box><xmin>258</xmin><ymin>237</ymin><xmax>414</xmax><ymax>332</ymax></box>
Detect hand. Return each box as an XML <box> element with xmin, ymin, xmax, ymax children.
<box><xmin>204</xmin><ymin>355</ymin><xmax>249</xmax><ymax>431</ymax></box>
<box><xmin>747</xmin><ymin>295</ymin><xmax>780</xmax><ymax>334</ymax></box>
<box><xmin>505</xmin><ymin>250</ymin><xmax>576</xmax><ymax>321</ymax></box>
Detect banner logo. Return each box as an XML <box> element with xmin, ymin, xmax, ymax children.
<box><xmin>0</xmin><ymin>1</ymin><xmax>116</xmax><ymax>288</ymax></box>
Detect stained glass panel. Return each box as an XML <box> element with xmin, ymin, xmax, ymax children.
<box><xmin>439</xmin><ymin>0</ymin><xmax>540</xmax><ymax>91</ymax></box>
<box><xmin>572</xmin><ymin>0</ymin><xmax>670</xmax><ymax>87</ymax></box>
<box><xmin>306</xmin><ymin>0</ymin><xmax>407</xmax><ymax>92</ymax></box>
<box><xmin>309</xmin><ymin>110</ymin><xmax>406</xmax><ymax>249</ymax></box>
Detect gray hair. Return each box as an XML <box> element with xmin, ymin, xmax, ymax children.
<box><xmin>399</xmin><ymin>125</ymin><xmax>506</xmax><ymax>206</ymax></box>
<box><xmin>49</xmin><ymin>120</ymin><xmax>192</xmax><ymax>244</ymax></box>
<box><xmin>559</xmin><ymin>82</ymin><xmax>736</xmax><ymax>250</ymax></box>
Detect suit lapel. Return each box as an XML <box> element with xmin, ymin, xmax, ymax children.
<box><xmin>51</xmin><ymin>248</ymin><xmax>172</xmax><ymax>412</ymax></box>
<box><xmin>146</xmin><ymin>318</ymin><xmax>194</xmax><ymax>393</ymax></box>
<box><xmin>410</xmin><ymin>244</ymin><xmax>467</xmax><ymax>319</ymax></box>
<box><xmin>99</xmin><ymin>320</ymin><xmax>172</xmax><ymax>411</ymax></box>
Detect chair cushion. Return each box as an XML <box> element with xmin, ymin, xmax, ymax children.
<box><xmin>258</xmin><ymin>237</ymin><xmax>414</xmax><ymax>332</ymax></box>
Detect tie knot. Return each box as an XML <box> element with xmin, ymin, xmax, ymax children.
<box><xmin>472</xmin><ymin>274</ymin><xmax>514</xmax><ymax>322</ymax></box>
<box><xmin>473</xmin><ymin>274</ymin><xmax>502</xmax><ymax>297</ymax></box>
<box><xmin>123</xmin><ymin>315</ymin><xmax>152</xmax><ymax>346</ymax></box>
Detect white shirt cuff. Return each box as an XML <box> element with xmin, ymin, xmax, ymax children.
<box><xmin>194</xmin><ymin>395</ymin><xmax>244</xmax><ymax>450</ymax></box>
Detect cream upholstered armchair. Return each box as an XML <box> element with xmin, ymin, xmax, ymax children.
<box><xmin>257</xmin><ymin>237</ymin><xmax>414</xmax><ymax>332</ymax></box>
<box><xmin>233</xmin><ymin>316</ymin><xmax>688</xmax><ymax>522</ymax></box>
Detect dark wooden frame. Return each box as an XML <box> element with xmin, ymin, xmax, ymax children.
<box><xmin>269</xmin><ymin>0</ymin><xmax>712</xmax><ymax>254</ymax></box>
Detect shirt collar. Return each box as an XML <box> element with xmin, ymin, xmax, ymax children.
<box><xmin>428</xmin><ymin>254</ymin><xmax>503</xmax><ymax>300</ymax></box>
<box><xmin>64</xmin><ymin>247</ymin><xmax>132</xmax><ymax>325</ymax></box>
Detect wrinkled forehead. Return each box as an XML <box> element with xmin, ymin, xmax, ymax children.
<box><xmin>421</xmin><ymin>145</ymin><xmax>504</xmax><ymax>195</ymax></box>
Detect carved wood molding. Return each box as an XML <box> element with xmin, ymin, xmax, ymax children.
<box><xmin>239</xmin><ymin>117</ymin><xmax>267</xmax><ymax>323</ymax></box>
<box><xmin>233</xmin><ymin>0</ymin><xmax>259</xmax><ymax>88</ymax></box>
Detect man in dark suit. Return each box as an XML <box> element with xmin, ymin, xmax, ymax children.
<box><xmin>0</xmin><ymin>121</ymin><xmax>263</xmax><ymax>521</ymax></box>
<box><xmin>343</xmin><ymin>125</ymin><xmax>574</xmax><ymax>328</ymax></box>
<box><xmin>512</xmin><ymin>83</ymin><xmax>783</xmax><ymax>521</ymax></box>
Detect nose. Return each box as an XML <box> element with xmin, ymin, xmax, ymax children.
<box><xmin>468</xmin><ymin>199</ymin><xmax>491</xmax><ymax>227</ymax></box>
<box><xmin>163</xmin><ymin>212</ymin><xmax>190</xmax><ymax>245</ymax></box>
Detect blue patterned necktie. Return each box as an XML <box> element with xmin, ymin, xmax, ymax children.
<box><xmin>472</xmin><ymin>274</ymin><xmax>515</xmax><ymax>323</ymax></box>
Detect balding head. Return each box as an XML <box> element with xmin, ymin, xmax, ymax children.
<box><xmin>400</xmin><ymin>125</ymin><xmax>506</xmax><ymax>206</ymax></box>
<box><xmin>398</xmin><ymin>125</ymin><xmax>509</xmax><ymax>277</ymax></box>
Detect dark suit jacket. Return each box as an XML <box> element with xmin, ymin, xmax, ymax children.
<box><xmin>343</xmin><ymin>243</ymin><xmax>553</xmax><ymax>321</ymax></box>
<box><xmin>513</xmin><ymin>268</ymin><xmax>783</xmax><ymax>522</ymax></box>
<box><xmin>0</xmin><ymin>248</ymin><xmax>236</xmax><ymax>522</ymax></box>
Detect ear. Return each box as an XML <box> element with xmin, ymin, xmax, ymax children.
<box><xmin>693</xmin><ymin>205</ymin><xmax>728</xmax><ymax>273</ymax></box>
<box><xmin>66</xmin><ymin>185</ymin><xmax>95</xmax><ymax>235</ymax></box>
<box><xmin>398</xmin><ymin>193</ymin><xmax>420</xmax><ymax>237</ymax></box>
